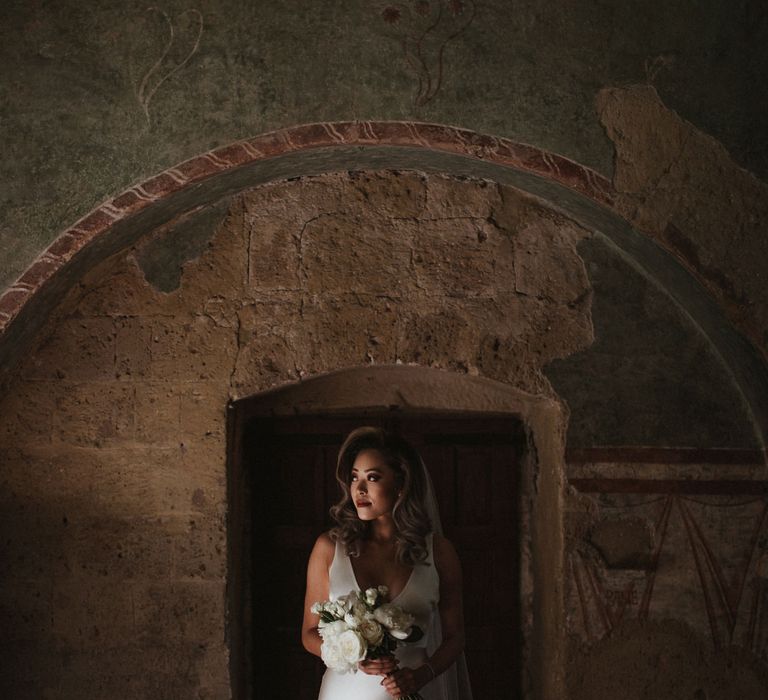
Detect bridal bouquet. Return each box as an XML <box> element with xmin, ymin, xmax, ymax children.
<box><xmin>312</xmin><ymin>585</ymin><xmax>425</xmax><ymax>699</ymax></box>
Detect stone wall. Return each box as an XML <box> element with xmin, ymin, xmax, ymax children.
<box><xmin>0</xmin><ymin>169</ymin><xmax>765</xmax><ymax>698</ymax></box>
<box><xmin>0</xmin><ymin>171</ymin><xmax>591</xmax><ymax>697</ymax></box>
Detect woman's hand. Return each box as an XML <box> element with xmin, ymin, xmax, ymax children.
<box><xmin>357</xmin><ymin>655</ymin><xmax>398</xmax><ymax>676</ymax></box>
<box><xmin>381</xmin><ymin>665</ymin><xmax>431</xmax><ymax>697</ymax></box>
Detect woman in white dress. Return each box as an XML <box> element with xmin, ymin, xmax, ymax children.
<box><xmin>301</xmin><ymin>427</ymin><xmax>473</xmax><ymax>699</ymax></box>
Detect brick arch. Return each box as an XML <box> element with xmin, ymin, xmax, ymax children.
<box><xmin>0</xmin><ymin>120</ymin><xmax>766</xmax><ymax>446</ymax></box>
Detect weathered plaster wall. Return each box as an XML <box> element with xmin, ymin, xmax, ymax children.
<box><xmin>1</xmin><ymin>1</ymin><xmax>766</xmax><ymax>698</ymax></box>
<box><xmin>1</xmin><ymin>0</ymin><xmax>766</xmax><ymax>307</ymax></box>
<box><xmin>1</xmin><ymin>169</ymin><xmax>765</xmax><ymax>697</ymax></box>
<box><xmin>564</xmin><ymin>458</ymin><xmax>768</xmax><ymax>699</ymax></box>
<box><xmin>547</xmin><ymin>234</ymin><xmax>758</xmax><ymax>448</ymax></box>
<box><xmin>0</xmin><ymin>171</ymin><xmax>592</xmax><ymax>697</ymax></box>
<box><xmin>598</xmin><ymin>85</ymin><xmax>768</xmax><ymax>364</ymax></box>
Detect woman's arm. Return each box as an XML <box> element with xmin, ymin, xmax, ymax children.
<box><xmin>301</xmin><ymin>532</ymin><xmax>334</xmax><ymax>657</ymax></box>
<box><xmin>382</xmin><ymin>533</ymin><xmax>466</xmax><ymax>697</ymax></box>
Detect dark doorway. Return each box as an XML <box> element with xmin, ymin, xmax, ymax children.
<box><xmin>227</xmin><ymin>408</ymin><xmax>525</xmax><ymax>699</ymax></box>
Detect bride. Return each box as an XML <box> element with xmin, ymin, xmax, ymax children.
<box><xmin>301</xmin><ymin>426</ymin><xmax>473</xmax><ymax>699</ymax></box>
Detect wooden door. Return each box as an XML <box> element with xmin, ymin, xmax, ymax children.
<box><xmin>242</xmin><ymin>412</ymin><xmax>523</xmax><ymax>699</ymax></box>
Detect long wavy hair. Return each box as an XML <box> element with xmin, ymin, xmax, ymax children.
<box><xmin>329</xmin><ymin>426</ymin><xmax>433</xmax><ymax>566</ymax></box>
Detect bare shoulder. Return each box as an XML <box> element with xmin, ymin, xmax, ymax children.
<box><xmin>311</xmin><ymin>531</ymin><xmax>335</xmax><ymax>566</ymax></box>
<box><xmin>432</xmin><ymin>532</ymin><xmax>461</xmax><ymax>574</ymax></box>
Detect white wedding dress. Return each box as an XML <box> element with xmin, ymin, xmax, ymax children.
<box><xmin>317</xmin><ymin>533</ymin><xmax>442</xmax><ymax>700</ymax></box>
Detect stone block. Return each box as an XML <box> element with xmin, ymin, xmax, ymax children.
<box><xmin>295</xmin><ymin>295</ymin><xmax>402</xmax><ymax>374</ymax></box>
<box><xmin>22</xmin><ymin>317</ymin><xmax>116</xmax><ymax>381</ymax></box>
<box><xmin>75</xmin><ymin>254</ymin><xmax>165</xmax><ymax>317</ymax></box>
<box><xmin>115</xmin><ymin>316</ymin><xmax>152</xmax><ymax>379</ymax></box>
<box><xmin>53</xmin><ymin>382</ymin><xmax>135</xmax><ymax>446</ymax></box>
<box><xmin>179</xmin><ymin>436</ymin><xmax>227</xmax><ymax>504</ymax></box>
<box><xmin>0</xmin><ymin>379</ymin><xmax>56</xmax><ymax>448</ymax></box>
<box><xmin>344</xmin><ymin>170</ymin><xmax>426</xmax><ymax>219</ymax></box>
<box><xmin>242</xmin><ymin>175</ymin><xmax>344</xmax><ymax>222</ymax></box>
<box><xmin>518</xmin><ymin>297</ymin><xmax>594</xmax><ymax>363</ymax></box>
<box><xmin>230</xmin><ymin>299</ymin><xmax>305</xmax><ymax>390</ymax></box>
<box><xmin>0</xmin><ymin>445</ymin><xmax>210</xmax><ymax>522</ymax></box>
<box><xmin>174</xmin><ymin>201</ymin><xmax>249</xmax><ymax>306</ymax></box>
<box><xmin>65</xmin><ymin>515</ymin><xmax>176</xmax><ymax>579</ymax></box>
<box><xmin>424</xmin><ymin>174</ymin><xmax>501</xmax><ymax>219</ymax></box>
<box><xmin>247</xmin><ymin>216</ymin><xmax>302</xmax><ymax>292</ymax></box>
<box><xmin>51</xmin><ymin>576</ymin><xmax>135</xmax><ymax>649</ymax></box>
<box><xmin>398</xmin><ymin>310</ymin><xmax>473</xmax><ymax>369</ymax></box>
<box><xmin>134</xmin><ymin>381</ymin><xmax>182</xmax><ymax>445</ymax></box>
<box><xmin>179</xmin><ymin>382</ymin><xmax>229</xmax><ymax>441</ymax></box>
<box><xmin>514</xmin><ymin>220</ymin><xmax>590</xmax><ymax>303</ymax></box>
<box><xmin>132</xmin><ymin>580</ymin><xmax>226</xmax><ymax>645</ymax></box>
<box><xmin>146</xmin><ymin>316</ymin><xmax>238</xmax><ymax>381</ymax></box>
<box><xmin>413</xmin><ymin>218</ymin><xmax>515</xmax><ymax>297</ymax></box>
<box><xmin>301</xmin><ymin>214</ymin><xmax>416</xmax><ymax>296</ymax></box>
<box><xmin>56</xmin><ymin>642</ymin><xmax>209</xmax><ymax>698</ymax></box>
<box><xmin>172</xmin><ymin>511</ymin><xmax>227</xmax><ymax>580</ymax></box>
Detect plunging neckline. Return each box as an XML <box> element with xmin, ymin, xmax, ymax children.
<box><xmin>346</xmin><ymin>550</ymin><xmax>416</xmax><ymax>604</ymax></box>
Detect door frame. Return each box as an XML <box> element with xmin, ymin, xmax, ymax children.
<box><xmin>226</xmin><ymin>365</ymin><xmax>567</xmax><ymax>700</ymax></box>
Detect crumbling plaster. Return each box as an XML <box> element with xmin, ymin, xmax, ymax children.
<box><xmin>598</xmin><ymin>85</ymin><xmax>768</xmax><ymax>362</ymax></box>
<box><xmin>0</xmin><ymin>170</ymin><xmax>592</xmax><ymax>698</ymax></box>
<box><xmin>1</xmin><ymin>166</ymin><xmax>766</xmax><ymax>698</ymax></box>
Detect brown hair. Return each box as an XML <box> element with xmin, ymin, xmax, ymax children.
<box><xmin>329</xmin><ymin>426</ymin><xmax>432</xmax><ymax>566</ymax></box>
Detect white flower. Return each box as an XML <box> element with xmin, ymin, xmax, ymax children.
<box><xmin>358</xmin><ymin>617</ymin><xmax>384</xmax><ymax>646</ymax></box>
<box><xmin>337</xmin><ymin>629</ymin><xmax>366</xmax><ymax>666</ymax></box>
<box><xmin>344</xmin><ymin>612</ymin><xmax>360</xmax><ymax>629</ymax></box>
<box><xmin>311</xmin><ymin>602</ymin><xmax>323</xmax><ymax>615</ymax></box>
<box><xmin>377</xmin><ymin>585</ymin><xmax>389</xmax><ymax>597</ymax></box>
<box><xmin>321</xmin><ymin>628</ymin><xmax>366</xmax><ymax>673</ymax></box>
<box><xmin>341</xmin><ymin>590</ymin><xmax>360</xmax><ymax>606</ymax></box>
<box><xmin>321</xmin><ymin>638</ymin><xmax>350</xmax><ymax>673</ymax></box>
<box><xmin>365</xmin><ymin>587</ymin><xmax>379</xmax><ymax>605</ymax></box>
<box><xmin>373</xmin><ymin>603</ymin><xmax>415</xmax><ymax>639</ymax></box>
<box><xmin>318</xmin><ymin>619</ymin><xmax>348</xmax><ymax>641</ymax></box>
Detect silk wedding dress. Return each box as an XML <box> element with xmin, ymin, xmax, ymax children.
<box><xmin>317</xmin><ymin>533</ymin><xmax>442</xmax><ymax>700</ymax></box>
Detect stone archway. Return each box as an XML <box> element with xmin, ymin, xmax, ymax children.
<box><xmin>226</xmin><ymin>365</ymin><xmax>567</xmax><ymax>700</ymax></box>
<box><xmin>1</xmin><ymin>122</ymin><xmax>765</xmax><ymax>447</ymax></box>
<box><xmin>0</xmin><ymin>124</ymin><xmax>766</xmax><ymax>699</ymax></box>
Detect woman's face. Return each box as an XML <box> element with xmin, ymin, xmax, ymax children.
<box><xmin>350</xmin><ymin>448</ymin><xmax>401</xmax><ymax>521</ymax></box>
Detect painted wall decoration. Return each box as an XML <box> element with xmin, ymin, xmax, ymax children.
<box><xmin>568</xmin><ymin>461</ymin><xmax>768</xmax><ymax>661</ymax></box>
<box><xmin>130</xmin><ymin>6</ymin><xmax>204</xmax><ymax>124</ymax></box>
<box><xmin>377</xmin><ymin>0</ymin><xmax>475</xmax><ymax>106</ymax></box>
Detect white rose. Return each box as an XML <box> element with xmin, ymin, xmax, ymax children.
<box><xmin>319</xmin><ymin>619</ymin><xmax>348</xmax><ymax>641</ymax></box>
<box><xmin>337</xmin><ymin>629</ymin><xmax>366</xmax><ymax>666</ymax></box>
<box><xmin>373</xmin><ymin>603</ymin><xmax>415</xmax><ymax>638</ymax></box>
<box><xmin>321</xmin><ymin>638</ymin><xmax>352</xmax><ymax>673</ymax></box>
<box><xmin>358</xmin><ymin>618</ymin><xmax>384</xmax><ymax>647</ymax></box>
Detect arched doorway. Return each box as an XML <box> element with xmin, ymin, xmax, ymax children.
<box><xmin>226</xmin><ymin>365</ymin><xmax>567</xmax><ymax>700</ymax></box>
